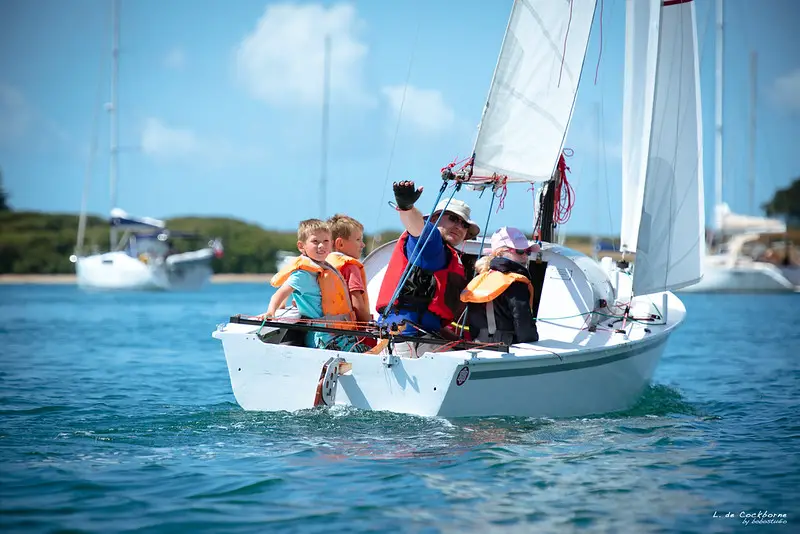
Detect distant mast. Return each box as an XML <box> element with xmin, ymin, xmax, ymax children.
<box><xmin>749</xmin><ymin>51</ymin><xmax>757</xmax><ymax>215</ymax></box>
<box><xmin>714</xmin><ymin>0</ymin><xmax>723</xmax><ymax>230</ymax></box>
<box><xmin>109</xmin><ymin>0</ymin><xmax>120</xmax><ymax>250</ymax></box>
<box><xmin>320</xmin><ymin>35</ymin><xmax>331</xmax><ymax>219</ymax></box>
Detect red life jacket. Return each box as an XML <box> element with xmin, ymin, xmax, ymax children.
<box><xmin>376</xmin><ymin>231</ymin><xmax>467</xmax><ymax>323</ymax></box>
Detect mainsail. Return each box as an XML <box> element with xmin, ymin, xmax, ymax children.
<box><xmin>620</xmin><ymin>0</ymin><xmax>660</xmax><ymax>253</ymax></box>
<box><xmin>632</xmin><ymin>0</ymin><xmax>705</xmax><ymax>296</ymax></box>
<box><xmin>471</xmin><ymin>0</ymin><xmax>596</xmax><ymax>183</ymax></box>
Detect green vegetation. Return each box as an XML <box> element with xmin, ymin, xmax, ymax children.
<box><xmin>0</xmin><ymin>209</ymin><xmax>403</xmax><ymax>275</ymax></box>
<box><xmin>0</xmin><ymin>167</ymin><xmax>10</xmax><ymax>212</ymax></box>
<box><xmin>763</xmin><ymin>177</ymin><xmax>800</xmax><ymax>226</ymax></box>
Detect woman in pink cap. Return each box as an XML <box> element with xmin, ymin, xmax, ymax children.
<box><xmin>460</xmin><ymin>226</ymin><xmax>541</xmax><ymax>345</ymax></box>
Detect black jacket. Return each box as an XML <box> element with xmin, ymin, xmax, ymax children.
<box><xmin>467</xmin><ymin>256</ymin><xmax>539</xmax><ymax>344</ymax></box>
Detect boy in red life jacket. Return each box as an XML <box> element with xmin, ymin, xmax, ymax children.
<box><xmin>265</xmin><ymin>219</ymin><xmax>362</xmax><ymax>351</ymax></box>
<box><xmin>376</xmin><ymin>181</ymin><xmax>480</xmax><ymax>357</ymax></box>
<box><xmin>326</xmin><ymin>214</ymin><xmax>372</xmax><ymax>323</ymax></box>
<box><xmin>460</xmin><ymin>227</ymin><xmax>541</xmax><ymax>346</ymax></box>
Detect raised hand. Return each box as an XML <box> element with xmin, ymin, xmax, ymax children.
<box><xmin>393</xmin><ymin>181</ymin><xmax>423</xmax><ymax>211</ymax></box>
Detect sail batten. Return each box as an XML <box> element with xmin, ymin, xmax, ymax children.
<box><xmin>471</xmin><ymin>0</ymin><xmax>597</xmax><ymax>183</ymax></box>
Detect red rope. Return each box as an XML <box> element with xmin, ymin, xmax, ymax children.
<box><xmin>441</xmin><ymin>156</ymin><xmax>470</xmax><ymax>174</ymax></box>
<box><xmin>495</xmin><ymin>176</ymin><xmax>508</xmax><ymax>213</ymax></box>
<box><xmin>554</xmin><ymin>151</ymin><xmax>575</xmax><ymax>224</ymax></box>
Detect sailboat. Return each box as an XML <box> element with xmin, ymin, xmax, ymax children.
<box><xmin>212</xmin><ymin>0</ymin><xmax>704</xmax><ymax>418</ymax></box>
<box><xmin>70</xmin><ymin>0</ymin><xmax>222</xmax><ymax>291</ymax></box>
<box><xmin>675</xmin><ymin>0</ymin><xmax>795</xmax><ymax>293</ymax></box>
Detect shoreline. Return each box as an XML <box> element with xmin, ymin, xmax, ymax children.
<box><xmin>0</xmin><ymin>273</ymin><xmax>275</xmax><ymax>285</ymax></box>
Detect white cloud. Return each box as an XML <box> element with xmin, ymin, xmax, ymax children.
<box><xmin>141</xmin><ymin>118</ymin><xmax>199</xmax><ymax>158</ymax></box>
<box><xmin>235</xmin><ymin>3</ymin><xmax>371</xmax><ymax>107</ymax></box>
<box><xmin>140</xmin><ymin>118</ymin><xmax>265</xmax><ymax>166</ymax></box>
<box><xmin>0</xmin><ymin>84</ymin><xmax>33</xmax><ymax>143</ymax></box>
<box><xmin>773</xmin><ymin>68</ymin><xmax>800</xmax><ymax>113</ymax></box>
<box><xmin>381</xmin><ymin>85</ymin><xmax>455</xmax><ymax>134</ymax></box>
<box><xmin>0</xmin><ymin>83</ymin><xmax>71</xmax><ymax>150</ymax></box>
<box><xmin>164</xmin><ymin>47</ymin><xmax>185</xmax><ymax>69</ymax></box>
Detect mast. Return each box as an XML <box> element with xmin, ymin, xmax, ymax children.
<box><xmin>749</xmin><ymin>51</ymin><xmax>757</xmax><ymax>215</ymax></box>
<box><xmin>320</xmin><ymin>35</ymin><xmax>331</xmax><ymax>219</ymax></box>
<box><xmin>714</xmin><ymin>0</ymin><xmax>723</xmax><ymax>230</ymax></box>
<box><xmin>109</xmin><ymin>0</ymin><xmax>120</xmax><ymax>250</ymax></box>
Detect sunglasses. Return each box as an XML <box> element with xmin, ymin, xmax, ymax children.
<box><xmin>435</xmin><ymin>212</ymin><xmax>470</xmax><ymax>230</ymax></box>
<box><xmin>501</xmin><ymin>247</ymin><xmax>533</xmax><ymax>256</ymax></box>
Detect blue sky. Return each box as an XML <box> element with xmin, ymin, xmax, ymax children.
<box><xmin>1</xmin><ymin>0</ymin><xmax>799</xmax><ymax>238</ymax></box>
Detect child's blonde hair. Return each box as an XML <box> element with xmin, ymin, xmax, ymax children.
<box><xmin>327</xmin><ymin>213</ymin><xmax>364</xmax><ymax>241</ymax></box>
<box><xmin>297</xmin><ymin>219</ymin><xmax>330</xmax><ymax>242</ymax></box>
<box><xmin>474</xmin><ymin>255</ymin><xmax>491</xmax><ymax>275</ymax></box>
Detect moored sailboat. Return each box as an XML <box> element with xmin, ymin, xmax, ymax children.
<box><xmin>71</xmin><ymin>0</ymin><xmax>221</xmax><ymax>291</ymax></box>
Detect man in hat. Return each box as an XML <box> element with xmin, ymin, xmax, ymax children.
<box><xmin>375</xmin><ymin>180</ymin><xmax>480</xmax><ymax>356</ymax></box>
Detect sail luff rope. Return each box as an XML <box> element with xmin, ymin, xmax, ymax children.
<box><xmin>371</xmin><ymin>20</ymin><xmax>422</xmax><ymax>252</ymax></box>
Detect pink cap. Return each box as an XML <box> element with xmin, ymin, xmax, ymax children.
<box><xmin>483</xmin><ymin>226</ymin><xmax>541</xmax><ymax>255</ymax></box>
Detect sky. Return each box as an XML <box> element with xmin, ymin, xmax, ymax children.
<box><xmin>1</xmin><ymin>0</ymin><xmax>799</xmax><ymax>239</ymax></box>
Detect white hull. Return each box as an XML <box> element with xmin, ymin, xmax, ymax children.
<box><xmin>214</xmin><ymin>322</ymin><xmax>671</xmax><ymax>418</ymax></box>
<box><xmin>76</xmin><ymin>249</ymin><xmax>214</xmax><ymax>291</ymax></box>
<box><xmin>678</xmin><ymin>254</ymin><xmax>795</xmax><ymax>293</ymax></box>
<box><xmin>214</xmin><ymin>242</ymin><xmax>685</xmax><ymax>418</ymax></box>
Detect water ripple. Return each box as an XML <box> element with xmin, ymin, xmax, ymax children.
<box><xmin>0</xmin><ymin>286</ymin><xmax>797</xmax><ymax>532</ymax></box>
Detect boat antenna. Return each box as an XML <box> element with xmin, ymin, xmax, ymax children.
<box><xmin>320</xmin><ymin>34</ymin><xmax>331</xmax><ymax>219</ymax></box>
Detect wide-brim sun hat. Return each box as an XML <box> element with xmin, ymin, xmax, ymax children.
<box><xmin>427</xmin><ymin>198</ymin><xmax>480</xmax><ymax>240</ymax></box>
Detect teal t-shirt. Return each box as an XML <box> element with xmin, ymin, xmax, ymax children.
<box><xmin>285</xmin><ymin>266</ymin><xmax>364</xmax><ymax>352</ymax></box>
<box><xmin>286</xmin><ymin>270</ymin><xmax>323</xmax><ymax>319</ymax></box>
<box><xmin>286</xmin><ymin>269</ymin><xmax>325</xmax><ymax>347</ymax></box>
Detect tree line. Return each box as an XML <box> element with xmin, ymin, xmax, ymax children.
<box><xmin>1</xmin><ymin>169</ymin><xmax>797</xmax><ymax>274</ymax></box>
<box><xmin>0</xmin><ymin>210</ymin><xmax>404</xmax><ymax>275</ymax></box>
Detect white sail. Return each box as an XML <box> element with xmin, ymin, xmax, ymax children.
<box><xmin>620</xmin><ymin>0</ymin><xmax>660</xmax><ymax>253</ymax></box>
<box><xmin>633</xmin><ymin>0</ymin><xmax>705</xmax><ymax>296</ymax></box>
<box><xmin>472</xmin><ymin>0</ymin><xmax>596</xmax><ymax>183</ymax></box>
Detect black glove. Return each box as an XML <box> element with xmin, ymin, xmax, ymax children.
<box><xmin>393</xmin><ymin>181</ymin><xmax>423</xmax><ymax>211</ymax></box>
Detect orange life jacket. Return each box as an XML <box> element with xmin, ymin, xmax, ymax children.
<box><xmin>271</xmin><ymin>256</ymin><xmax>356</xmax><ymax>324</ymax></box>
<box><xmin>460</xmin><ymin>270</ymin><xmax>534</xmax><ymax>309</ymax></box>
<box><xmin>325</xmin><ymin>252</ymin><xmax>371</xmax><ymax>312</ymax></box>
<box><xmin>376</xmin><ymin>231</ymin><xmax>466</xmax><ymax>322</ymax></box>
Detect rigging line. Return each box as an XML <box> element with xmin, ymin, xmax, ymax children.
<box><xmin>76</xmin><ymin>1</ymin><xmax>112</xmax><ymax>256</ymax></box>
<box><xmin>371</xmin><ymin>19</ymin><xmax>422</xmax><ymax>252</ymax></box>
<box><xmin>379</xmin><ymin>183</ymin><xmax>454</xmax><ymax>321</ymax></box>
<box><xmin>599</xmin><ymin>88</ymin><xmax>614</xmax><ymax>248</ymax></box>
<box><xmin>593</xmin><ymin>0</ymin><xmax>604</xmax><ymax>84</ymax></box>
<box><xmin>477</xmin><ymin>184</ymin><xmax>499</xmax><ymax>257</ymax></box>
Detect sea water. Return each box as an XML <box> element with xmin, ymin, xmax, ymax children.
<box><xmin>0</xmin><ymin>284</ymin><xmax>797</xmax><ymax>532</ymax></box>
